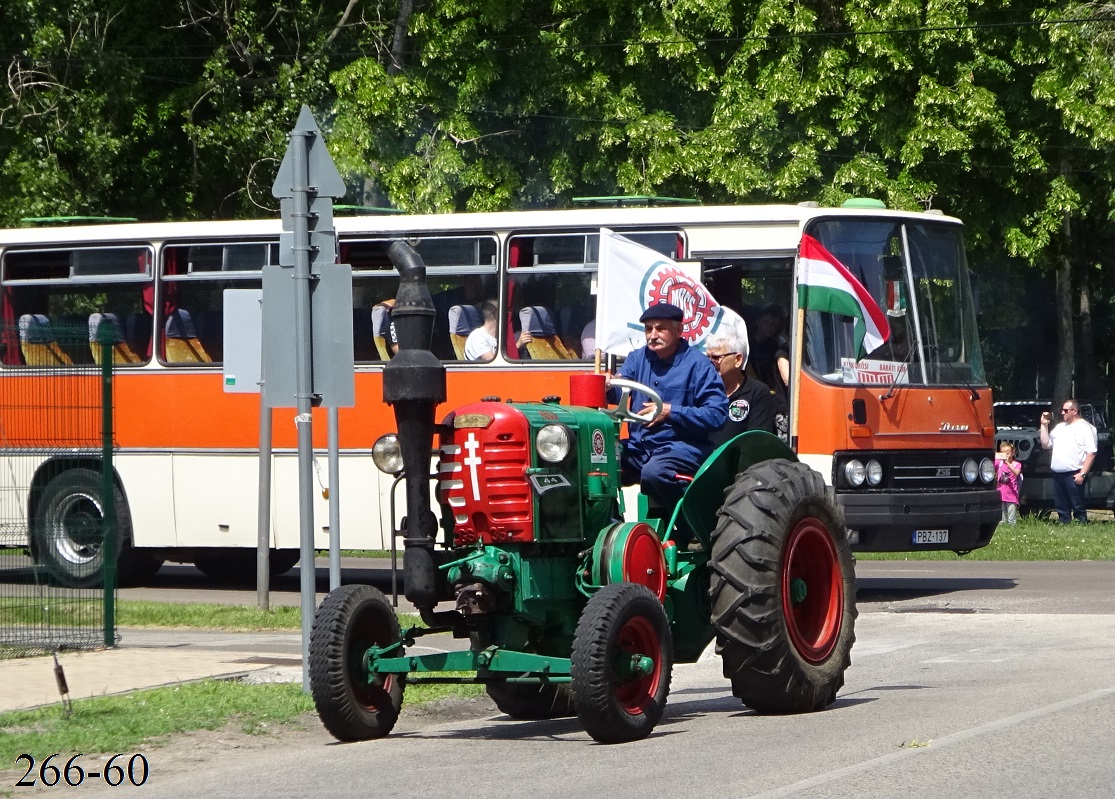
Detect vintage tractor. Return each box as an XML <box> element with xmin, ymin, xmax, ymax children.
<box><xmin>308</xmin><ymin>243</ymin><xmax>857</xmax><ymax>744</ymax></box>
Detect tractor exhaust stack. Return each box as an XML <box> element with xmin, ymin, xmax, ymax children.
<box><xmin>384</xmin><ymin>241</ymin><xmax>446</xmax><ymax>610</ymax></box>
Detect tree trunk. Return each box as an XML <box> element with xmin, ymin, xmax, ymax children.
<box><xmin>1054</xmin><ymin>256</ymin><xmax>1074</xmax><ymax>405</ymax></box>
<box><xmin>1077</xmin><ymin>264</ymin><xmax>1102</xmax><ymax>400</ymax></box>
<box><xmin>388</xmin><ymin>0</ymin><xmax>416</xmax><ymax>75</ymax></box>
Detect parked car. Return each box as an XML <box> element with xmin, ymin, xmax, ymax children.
<box><xmin>993</xmin><ymin>400</ymin><xmax>1115</xmax><ymax>515</ymax></box>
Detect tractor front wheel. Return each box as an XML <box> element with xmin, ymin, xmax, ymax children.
<box><xmin>571</xmin><ymin>582</ymin><xmax>672</xmax><ymax>744</ymax></box>
<box><xmin>486</xmin><ymin>682</ymin><xmax>576</xmax><ymax>720</ymax></box>
<box><xmin>709</xmin><ymin>459</ymin><xmax>856</xmax><ymax>713</ymax></box>
<box><xmin>309</xmin><ymin>584</ymin><xmax>406</xmax><ymax>741</ymax></box>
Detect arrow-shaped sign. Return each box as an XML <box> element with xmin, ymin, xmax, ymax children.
<box><xmin>271</xmin><ymin>105</ymin><xmax>346</xmax><ymax>200</ymax></box>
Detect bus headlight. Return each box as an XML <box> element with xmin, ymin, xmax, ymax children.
<box><xmin>536</xmin><ymin>424</ymin><xmax>572</xmax><ymax>463</ymax></box>
<box><xmin>866</xmin><ymin>459</ymin><xmax>883</xmax><ymax>486</ymax></box>
<box><xmin>962</xmin><ymin>458</ymin><xmax>979</xmax><ymax>484</ymax></box>
<box><xmin>979</xmin><ymin>457</ymin><xmax>996</xmax><ymax>484</ymax></box>
<box><xmin>372</xmin><ymin>434</ymin><xmax>404</xmax><ymax>475</ymax></box>
<box><xmin>844</xmin><ymin>459</ymin><xmax>866</xmax><ymax>487</ymax></box>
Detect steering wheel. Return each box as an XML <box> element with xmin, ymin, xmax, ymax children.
<box><xmin>607</xmin><ymin>377</ymin><xmax>665</xmax><ymax>425</ymax></box>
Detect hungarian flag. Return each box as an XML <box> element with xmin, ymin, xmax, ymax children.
<box><xmin>797</xmin><ymin>234</ymin><xmax>890</xmax><ymax>358</ymax></box>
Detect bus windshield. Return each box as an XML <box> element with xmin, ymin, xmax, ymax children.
<box><xmin>802</xmin><ymin>218</ymin><xmax>986</xmax><ymax>388</ymax></box>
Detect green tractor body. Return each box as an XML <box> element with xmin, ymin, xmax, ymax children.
<box><xmin>309</xmin><ymin>244</ymin><xmax>857</xmax><ymax>744</ymax></box>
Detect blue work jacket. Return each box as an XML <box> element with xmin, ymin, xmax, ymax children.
<box><xmin>614</xmin><ymin>339</ymin><xmax>728</xmax><ymax>458</ymax></box>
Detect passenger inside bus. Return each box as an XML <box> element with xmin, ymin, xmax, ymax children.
<box><xmin>370</xmin><ymin>299</ymin><xmax>397</xmax><ymax>360</ymax></box>
<box><xmin>463</xmin><ymin>300</ymin><xmax>499</xmax><ymax>362</ymax></box>
<box><xmin>448</xmin><ymin>303</ymin><xmax>483</xmax><ymax>360</ymax></box>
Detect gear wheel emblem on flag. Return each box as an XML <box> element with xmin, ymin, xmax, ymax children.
<box><xmin>642</xmin><ymin>265</ymin><xmax>718</xmax><ymax>343</ymax></box>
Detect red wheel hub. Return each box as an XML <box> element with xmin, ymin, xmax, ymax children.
<box><xmin>780</xmin><ymin>516</ymin><xmax>843</xmax><ymax>663</ymax></box>
<box><xmin>613</xmin><ymin>616</ymin><xmax>662</xmax><ymax>714</ymax></box>
<box><xmin>351</xmin><ymin>612</ymin><xmax>396</xmax><ymax>709</ymax></box>
<box><xmin>622</xmin><ymin>523</ymin><xmax>668</xmax><ymax>601</ymax></box>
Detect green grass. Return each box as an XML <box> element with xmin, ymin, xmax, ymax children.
<box><xmin>0</xmin><ymin>675</ymin><xmax>485</xmax><ymax>780</ymax></box>
<box><xmin>116</xmin><ymin>602</ymin><xmax>423</xmax><ymax>632</ymax></box>
<box><xmin>857</xmin><ymin>515</ymin><xmax>1115</xmax><ymax>561</ymax></box>
<box><xmin>0</xmin><ymin>601</ymin><xmax>423</xmax><ymax>633</ymax></box>
<box><xmin>0</xmin><ymin>681</ymin><xmax>313</xmax><ymax>768</ymax></box>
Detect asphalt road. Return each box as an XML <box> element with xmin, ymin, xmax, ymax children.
<box><xmin>78</xmin><ymin>558</ymin><xmax>1115</xmax><ymax>799</ymax></box>
<box><xmin>118</xmin><ymin>557</ymin><xmax>1115</xmax><ymax>616</ymax></box>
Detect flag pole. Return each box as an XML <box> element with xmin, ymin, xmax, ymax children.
<box><xmin>789</xmin><ymin>306</ymin><xmax>805</xmax><ymax>452</ymax></box>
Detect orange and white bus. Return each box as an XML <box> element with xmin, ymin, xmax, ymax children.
<box><xmin>0</xmin><ymin>201</ymin><xmax>1000</xmax><ymax>585</ymax></box>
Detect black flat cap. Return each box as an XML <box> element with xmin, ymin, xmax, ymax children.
<box><xmin>639</xmin><ymin>302</ymin><xmax>684</xmax><ymax>322</ymax></box>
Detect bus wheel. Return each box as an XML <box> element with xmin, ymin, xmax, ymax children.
<box><xmin>32</xmin><ymin>467</ymin><xmax>148</xmax><ymax>588</ymax></box>
<box><xmin>709</xmin><ymin>459</ymin><xmax>857</xmax><ymax>713</ymax></box>
<box><xmin>310</xmin><ymin>584</ymin><xmax>406</xmax><ymax>741</ymax></box>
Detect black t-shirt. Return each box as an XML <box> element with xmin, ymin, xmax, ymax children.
<box><xmin>710</xmin><ymin>376</ymin><xmax>777</xmax><ymax>447</ymax></box>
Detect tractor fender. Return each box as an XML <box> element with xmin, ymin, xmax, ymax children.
<box><xmin>669</xmin><ymin>430</ymin><xmax>798</xmax><ymax>550</ymax></box>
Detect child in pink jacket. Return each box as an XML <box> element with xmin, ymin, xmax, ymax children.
<box><xmin>996</xmin><ymin>442</ymin><xmax>1023</xmax><ymax>524</ymax></box>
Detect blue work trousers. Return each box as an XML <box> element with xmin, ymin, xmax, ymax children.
<box><xmin>621</xmin><ymin>441</ymin><xmax>704</xmax><ymax>510</ymax></box>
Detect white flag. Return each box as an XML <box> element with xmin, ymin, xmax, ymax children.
<box><xmin>596</xmin><ymin>228</ymin><xmax>746</xmax><ymax>357</ymax></box>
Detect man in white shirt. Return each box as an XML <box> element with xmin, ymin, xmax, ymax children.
<box><xmin>1039</xmin><ymin>398</ymin><xmax>1098</xmax><ymax>523</ymax></box>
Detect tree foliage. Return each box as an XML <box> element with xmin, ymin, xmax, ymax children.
<box><xmin>3</xmin><ymin>1</ymin><xmax>1115</xmax><ymax>398</ymax></box>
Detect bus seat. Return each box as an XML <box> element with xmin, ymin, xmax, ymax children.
<box><xmin>559</xmin><ymin>305</ymin><xmax>590</xmax><ymax>358</ymax></box>
<box><xmin>17</xmin><ymin>314</ymin><xmax>72</xmax><ymax>366</ymax></box>
<box><xmin>164</xmin><ymin>309</ymin><xmax>213</xmax><ymax>363</ymax></box>
<box><xmin>126</xmin><ymin>311</ymin><xmax>153</xmax><ymax>359</ymax></box>
<box><xmin>371</xmin><ymin>301</ymin><xmax>394</xmax><ymax>360</ymax></box>
<box><xmin>448</xmin><ymin>304</ymin><xmax>482</xmax><ymax>360</ymax></box>
<box><xmin>519</xmin><ymin>306</ymin><xmax>576</xmax><ymax>360</ymax></box>
<box><xmin>88</xmin><ymin>312</ymin><xmax>142</xmax><ymax>365</ymax></box>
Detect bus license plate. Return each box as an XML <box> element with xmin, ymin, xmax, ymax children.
<box><xmin>913</xmin><ymin>529</ymin><xmax>949</xmax><ymax>545</ymax></box>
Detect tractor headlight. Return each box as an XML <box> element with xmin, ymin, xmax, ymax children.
<box><xmin>844</xmin><ymin>459</ymin><xmax>866</xmax><ymax>487</ymax></box>
<box><xmin>866</xmin><ymin>459</ymin><xmax>883</xmax><ymax>486</ymax></box>
<box><xmin>979</xmin><ymin>457</ymin><xmax>996</xmax><ymax>484</ymax></box>
<box><xmin>372</xmin><ymin>434</ymin><xmax>404</xmax><ymax>475</ymax></box>
<box><xmin>536</xmin><ymin>424</ymin><xmax>572</xmax><ymax>463</ymax></box>
<box><xmin>962</xmin><ymin>458</ymin><xmax>979</xmax><ymax>484</ymax></box>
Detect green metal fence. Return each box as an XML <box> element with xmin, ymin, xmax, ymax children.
<box><xmin>0</xmin><ymin>321</ymin><xmax>116</xmax><ymax>659</ymax></box>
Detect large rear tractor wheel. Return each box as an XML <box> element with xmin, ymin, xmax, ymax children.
<box><xmin>571</xmin><ymin>582</ymin><xmax>673</xmax><ymax>743</ymax></box>
<box><xmin>708</xmin><ymin>459</ymin><xmax>856</xmax><ymax>714</ymax></box>
<box><xmin>309</xmin><ymin>584</ymin><xmax>406</xmax><ymax>741</ymax></box>
<box><xmin>486</xmin><ymin>682</ymin><xmax>577</xmax><ymax>720</ymax></box>
<box><xmin>32</xmin><ymin>467</ymin><xmax>158</xmax><ymax>587</ymax></box>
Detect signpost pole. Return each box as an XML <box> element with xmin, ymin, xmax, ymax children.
<box><xmin>269</xmin><ymin>105</ymin><xmax>351</xmax><ymax>691</ymax></box>
<box><xmin>288</xmin><ymin>129</ymin><xmax>318</xmax><ymax>691</ymax></box>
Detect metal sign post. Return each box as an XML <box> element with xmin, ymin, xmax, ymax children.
<box><xmin>269</xmin><ymin>105</ymin><xmax>351</xmax><ymax>691</ymax></box>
